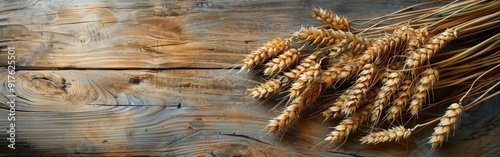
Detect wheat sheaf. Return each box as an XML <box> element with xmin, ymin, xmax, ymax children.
<box><xmin>239</xmin><ymin>0</ymin><xmax>500</xmax><ymax>153</ymax></box>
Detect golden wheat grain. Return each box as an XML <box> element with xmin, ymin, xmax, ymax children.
<box><xmin>325</xmin><ymin>88</ymin><xmax>379</xmax><ymax>141</ymax></box>
<box><xmin>325</xmin><ymin>104</ymin><xmax>371</xmax><ymax>142</ymax></box>
<box><xmin>388</xmin><ymin>61</ymin><xmax>403</xmax><ymax>70</ymax></box>
<box><xmin>322</xmin><ymin>63</ymin><xmax>375</xmax><ymax>119</ymax></box>
<box><xmin>415</xmin><ymin>27</ymin><xmax>429</xmax><ymax>45</ymax></box>
<box><xmin>242</xmin><ymin>37</ymin><xmax>291</xmax><ymax>71</ymax></box>
<box><xmin>292</xmin><ymin>26</ymin><xmax>367</xmax><ymax>49</ymax></box>
<box><xmin>404</xmin><ymin>29</ymin><xmax>456</xmax><ymax>70</ymax></box>
<box><xmin>341</xmin><ymin>64</ymin><xmax>375</xmax><ymax>116</ymax></box>
<box><xmin>357</xmin><ymin>26</ymin><xmax>409</xmax><ymax>67</ymax></box>
<box><xmin>379</xmin><ymin>69</ymin><xmax>390</xmax><ymax>83</ymax></box>
<box><xmin>323</xmin><ymin>87</ymin><xmax>380</xmax><ymax>120</ymax></box>
<box><xmin>406</xmin><ymin>27</ymin><xmax>430</xmax><ymax>52</ymax></box>
<box><xmin>239</xmin><ymin>0</ymin><xmax>498</xmax><ymax>151</ymax></box>
<box><xmin>325</xmin><ymin>32</ymin><xmax>371</xmax><ymax>56</ymax></box>
<box><xmin>247</xmin><ymin>76</ymin><xmax>289</xmax><ymax>99</ymax></box>
<box><xmin>327</xmin><ymin>37</ymin><xmax>371</xmax><ymax>57</ymax></box>
<box><xmin>264</xmin><ymin>49</ymin><xmax>300</xmax><ymax>76</ymax></box>
<box><xmin>322</xmin><ymin>53</ymin><xmax>359</xmax><ymax>88</ymax></box>
<box><xmin>360</xmin><ymin>125</ymin><xmax>413</xmax><ymax>144</ymax></box>
<box><xmin>312</xmin><ymin>8</ymin><xmax>350</xmax><ymax>31</ymax></box>
<box><xmin>266</xmin><ymin>83</ymin><xmax>322</xmax><ymax>132</ymax></box>
<box><xmin>387</xmin><ymin>79</ymin><xmax>412</xmax><ymax>120</ymax></box>
<box><xmin>370</xmin><ymin>71</ymin><xmax>403</xmax><ymax>122</ymax></box>
<box><xmin>364</xmin><ymin>87</ymin><xmax>380</xmax><ymax>105</ymax></box>
<box><xmin>289</xmin><ymin>59</ymin><xmax>322</xmax><ymax>99</ymax></box>
<box><xmin>384</xmin><ymin>26</ymin><xmax>411</xmax><ymax>58</ymax></box>
<box><xmin>408</xmin><ymin>68</ymin><xmax>439</xmax><ymax>116</ymax></box>
<box><xmin>429</xmin><ymin>103</ymin><xmax>463</xmax><ymax>148</ymax></box>
<box><xmin>322</xmin><ymin>97</ymin><xmax>346</xmax><ymax>119</ymax></box>
<box><xmin>292</xmin><ymin>26</ymin><xmax>339</xmax><ymax>46</ymax></box>
<box><xmin>284</xmin><ymin>52</ymin><xmax>321</xmax><ymax>79</ymax></box>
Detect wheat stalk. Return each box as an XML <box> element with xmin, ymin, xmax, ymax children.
<box><xmin>264</xmin><ymin>49</ymin><xmax>300</xmax><ymax>76</ymax></box>
<box><xmin>404</xmin><ymin>29</ymin><xmax>456</xmax><ymax>71</ymax></box>
<box><xmin>325</xmin><ymin>32</ymin><xmax>371</xmax><ymax>56</ymax></box>
<box><xmin>313</xmin><ymin>8</ymin><xmax>350</xmax><ymax>31</ymax></box>
<box><xmin>370</xmin><ymin>71</ymin><xmax>403</xmax><ymax>122</ymax></box>
<box><xmin>266</xmin><ymin>83</ymin><xmax>322</xmax><ymax>132</ymax></box>
<box><xmin>322</xmin><ymin>90</ymin><xmax>349</xmax><ymax>119</ymax></box>
<box><xmin>386</xmin><ymin>78</ymin><xmax>412</xmax><ymax>120</ymax></box>
<box><xmin>325</xmin><ymin>87</ymin><xmax>379</xmax><ymax>141</ymax></box>
<box><xmin>242</xmin><ymin>37</ymin><xmax>291</xmax><ymax>71</ymax></box>
<box><xmin>428</xmin><ymin>103</ymin><xmax>463</xmax><ymax>148</ymax></box>
<box><xmin>388</xmin><ymin>61</ymin><xmax>403</xmax><ymax>71</ymax></box>
<box><xmin>289</xmin><ymin>58</ymin><xmax>323</xmax><ymax>99</ymax></box>
<box><xmin>322</xmin><ymin>53</ymin><xmax>359</xmax><ymax>88</ymax></box>
<box><xmin>408</xmin><ymin>68</ymin><xmax>440</xmax><ymax>116</ymax></box>
<box><xmin>341</xmin><ymin>64</ymin><xmax>375</xmax><ymax>116</ymax></box>
<box><xmin>357</xmin><ymin>26</ymin><xmax>409</xmax><ymax>67</ymax></box>
<box><xmin>360</xmin><ymin>125</ymin><xmax>413</xmax><ymax>144</ymax></box>
<box><xmin>325</xmin><ymin>103</ymin><xmax>371</xmax><ymax>142</ymax></box>
<box><xmin>247</xmin><ymin>76</ymin><xmax>289</xmax><ymax>99</ymax></box>
<box><xmin>292</xmin><ymin>26</ymin><xmax>368</xmax><ymax>50</ymax></box>
<box><xmin>292</xmin><ymin>26</ymin><xmax>341</xmax><ymax>46</ymax></box>
<box><xmin>406</xmin><ymin>27</ymin><xmax>430</xmax><ymax>52</ymax></box>
<box><xmin>364</xmin><ymin>87</ymin><xmax>380</xmax><ymax>106</ymax></box>
<box><xmin>284</xmin><ymin>52</ymin><xmax>322</xmax><ymax>79</ymax></box>
<box><xmin>241</xmin><ymin>1</ymin><xmax>499</xmax><ymax>152</ymax></box>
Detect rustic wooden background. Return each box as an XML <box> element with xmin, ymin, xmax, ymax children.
<box><xmin>0</xmin><ymin>0</ymin><xmax>498</xmax><ymax>156</ymax></box>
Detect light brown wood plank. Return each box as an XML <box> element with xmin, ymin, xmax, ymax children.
<box><xmin>0</xmin><ymin>69</ymin><xmax>497</xmax><ymax>156</ymax></box>
<box><xmin>0</xmin><ymin>0</ymin><xmax>440</xmax><ymax>69</ymax></box>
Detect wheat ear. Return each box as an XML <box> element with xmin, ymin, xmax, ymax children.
<box><xmin>406</xmin><ymin>27</ymin><xmax>430</xmax><ymax>52</ymax></box>
<box><xmin>247</xmin><ymin>76</ymin><xmax>289</xmax><ymax>99</ymax></box>
<box><xmin>360</xmin><ymin>126</ymin><xmax>413</xmax><ymax>144</ymax></box>
<box><xmin>264</xmin><ymin>49</ymin><xmax>300</xmax><ymax>76</ymax></box>
<box><xmin>429</xmin><ymin>103</ymin><xmax>463</xmax><ymax>148</ymax></box>
<box><xmin>322</xmin><ymin>92</ymin><xmax>348</xmax><ymax>119</ymax></box>
<box><xmin>322</xmin><ymin>53</ymin><xmax>358</xmax><ymax>88</ymax></box>
<box><xmin>404</xmin><ymin>28</ymin><xmax>456</xmax><ymax>70</ymax></box>
<box><xmin>312</xmin><ymin>8</ymin><xmax>350</xmax><ymax>31</ymax></box>
<box><xmin>242</xmin><ymin>37</ymin><xmax>291</xmax><ymax>71</ymax></box>
<box><xmin>370</xmin><ymin>71</ymin><xmax>403</xmax><ymax>122</ymax></box>
<box><xmin>387</xmin><ymin>79</ymin><xmax>412</xmax><ymax>120</ymax></box>
<box><xmin>284</xmin><ymin>52</ymin><xmax>321</xmax><ymax>80</ymax></box>
<box><xmin>323</xmin><ymin>86</ymin><xmax>380</xmax><ymax>120</ymax></box>
<box><xmin>325</xmin><ymin>88</ymin><xmax>379</xmax><ymax>141</ymax></box>
<box><xmin>408</xmin><ymin>68</ymin><xmax>439</xmax><ymax>116</ymax></box>
<box><xmin>289</xmin><ymin>57</ymin><xmax>323</xmax><ymax>99</ymax></box>
<box><xmin>341</xmin><ymin>64</ymin><xmax>375</xmax><ymax>116</ymax></box>
<box><xmin>357</xmin><ymin>26</ymin><xmax>409</xmax><ymax>67</ymax></box>
<box><xmin>325</xmin><ymin>103</ymin><xmax>372</xmax><ymax>142</ymax></box>
<box><xmin>266</xmin><ymin>83</ymin><xmax>322</xmax><ymax>133</ymax></box>
<box><xmin>388</xmin><ymin>61</ymin><xmax>403</xmax><ymax>71</ymax></box>
<box><xmin>327</xmin><ymin>35</ymin><xmax>371</xmax><ymax>56</ymax></box>
<box><xmin>322</xmin><ymin>69</ymin><xmax>378</xmax><ymax>120</ymax></box>
<box><xmin>292</xmin><ymin>26</ymin><xmax>365</xmax><ymax>48</ymax></box>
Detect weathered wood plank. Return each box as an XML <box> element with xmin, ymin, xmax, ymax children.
<box><xmin>0</xmin><ymin>0</ymin><xmax>437</xmax><ymax>69</ymax></box>
<box><xmin>1</xmin><ymin>0</ymin><xmax>497</xmax><ymax>156</ymax></box>
<box><xmin>1</xmin><ymin>69</ymin><xmax>498</xmax><ymax>156</ymax></box>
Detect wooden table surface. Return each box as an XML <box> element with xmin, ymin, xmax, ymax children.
<box><xmin>0</xmin><ymin>0</ymin><xmax>498</xmax><ymax>156</ymax></box>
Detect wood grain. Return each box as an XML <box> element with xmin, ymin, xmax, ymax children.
<box><xmin>0</xmin><ymin>0</ymin><xmax>498</xmax><ymax>156</ymax></box>
<box><xmin>1</xmin><ymin>69</ymin><xmax>498</xmax><ymax>156</ymax></box>
<box><xmin>0</xmin><ymin>0</ymin><xmax>440</xmax><ymax>69</ymax></box>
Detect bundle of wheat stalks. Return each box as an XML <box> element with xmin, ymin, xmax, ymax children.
<box><xmin>240</xmin><ymin>0</ymin><xmax>500</xmax><ymax>150</ymax></box>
